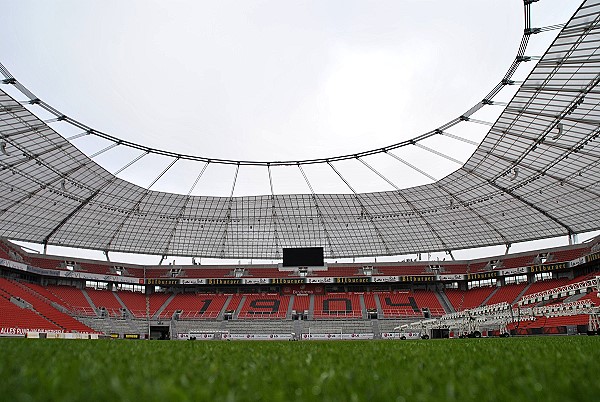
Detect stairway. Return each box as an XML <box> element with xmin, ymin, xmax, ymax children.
<box><xmin>436</xmin><ymin>290</ymin><xmax>455</xmax><ymax>313</ymax></box>
<box><xmin>481</xmin><ymin>287</ymin><xmax>499</xmax><ymax>306</ymax></box>
<box><xmin>81</xmin><ymin>289</ymin><xmax>99</xmax><ymax>316</ymax></box>
<box><xmin>154</xmin><ymin>293</ymin><xmax>177</xmax><ymax>319</ymax></box>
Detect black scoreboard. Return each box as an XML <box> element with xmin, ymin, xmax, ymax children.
<box><xmin>283</xmin><ymin>247</ymin><xmax>324</xmax><ymax>267</ymax></box>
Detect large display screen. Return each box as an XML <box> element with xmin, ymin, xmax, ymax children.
<box><xmin>283</xmin><ymin>247</ymin><xmax>324</xmax><ymax>267</ymax></box>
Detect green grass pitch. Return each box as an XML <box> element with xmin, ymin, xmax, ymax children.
<box><xmin>0</xmin><ymin>336</ymin><xmax>598</xmax><ymax>401</ymax></box>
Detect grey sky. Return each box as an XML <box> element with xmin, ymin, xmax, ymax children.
<box><xmin>2</xmin><ymin>0</ymin><xmax>594</xmax><ymax>264</ymax></box>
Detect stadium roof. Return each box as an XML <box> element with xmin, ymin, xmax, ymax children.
<box><xmin>0</xmin><ymin>0</ymin><xmax>599</xmax><ymax>260</ymax></box>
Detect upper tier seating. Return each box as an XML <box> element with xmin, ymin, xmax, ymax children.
<box><xmin>0</xmin><ymin>240</ymin><xmax>28</xmax><ymax>263</ymax></box>
<box><xmin>500</xmin><ymin>255</ymin><xmax>534</xmax><ymax>269</ymax></box>
<box><xmin>28</xmin><ymin>256</ymin><xmax>64</xmax><ymax>270</ymax></box>
<box><xmin>375</xmin><ymin>266</ymin><xmax>427</xmax><ymax>276</ymax></box>
<box><xmin>78</xmin><ymin>262</ymin><xmax>112</xmax><ymax>275</ymax></box>
<box><xmin>438</xmin><ymin>264</ymin><xmax>470</xmax><ymax>274</ymax></box>
<box><xmin>244</xmin><ymin>268</ymin><xmax>290</xmax><ymax>278</ymax></box>
<box><xmin>312</xmin><ymin>266</ymin><xmax>362</xmax><ymax>277</ymax></box>
<box><xmin>177</xmin><ymin>268</ymin><xmax>233</xmax><ymax>278</ymax></box>
<box><xmin>466</xmin><ymin>261</ymin><xmax>488</xmax><ymax>273</ymax></box>
<box><xmin>548</xmin><ymin>247</ymin><xmax>589</xmax><ymax>263</ymax></box>
<box><xmin>0</xmin><ymin>245</ymin><xmax>12</xmax><ymax>260</ymax></box>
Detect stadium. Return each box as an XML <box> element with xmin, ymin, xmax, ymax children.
<box><xmin>1</xmin><ymin>0</ymin><xmax>600</xmax><ymax>400</ymax></box>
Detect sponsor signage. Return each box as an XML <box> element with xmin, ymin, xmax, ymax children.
<box><xmin>222</xmin><ymin>334</ymin><xmax>292</xmax><ymax>340</ymax></box>
<box><xmin>29</xmin><ymin>266</ymin><xmax>62</xmax><ymax>276</ymax></box>
<box><xmin>178</xmin><ymin>333</ymin><xmax>215</xmax><ymax>340</ymax></box>
<box><xmin>438</xmin><ymin>274</ymin><xmax>466</xmax><ymax>281</ymax></box>
<box><xmin>206</xmin><ymin>278</ymin><xmax>242</xmax><ymax>285</ymax></box>
<box><xmin>381</xmin><ymin>332</ymin><xmax>420</xmax><ymax>339</ymax></box>
<box><xmin>371</xmin><ymin>276</ymin><xmax>400</xmax><ymax>283</ymax></box>
<box><xmin>1</xmin><ymin>327</ymin><xmax>64</xmax><ymax>335</ymax></box>
<box><xmin>586</xmin><ymin>252</ymin><xmax>600</xmax><ymax>263</ymax></box>
<box><xmin>109</xmin><ymin>333</ymin><xmax>119</xmax><ymax>339</ymax></box>
<box><xmin>467</xmin><ymin>272</ymin><xmax>498</xmax><ymax>280</ymax></box>
<box><xmin>63</xmin><ymin>270</ymin><xmax>140</xmax><ymax>284</ymax></box>
<box><xmin>305</xmin><ymin>277</ymin><xmax>334</xmax><ymax>284</ymax></box>
<box><xmin>242</xmin><ymin>278</ymin><xmax>271</xmax><ymax>285</ymax></box>
<box><xmin>180</xmin><ymin>278</ymin><xmax>207</xmax><ymax>285</ymax></box>
<box><xmin>271</xmin><ymin>278</ymin><xmax>306</xmax><ymax>285</ymax></box>
<box><xmin>302</xmin><ymin>333</ymin><xmax>341</xmax><ymax>340</ymax></box>
<box><xmin>399</xmin><ymin>275</ymin><xmax>435</xmax><ymax>282</ymax></box>
<box><xmin>301</xmin><ymin>333</ymin><xmax>374</xmax><ymax>340</ymax></box>
<box><xmin>146</xmin><ymin>278</ymin><xmax>180</xmax><ymax>285</ymax></box>
<box><xmin>0</xmin><ymin>259</ymin><xmax>27</xmax><ymax>272</ymax></box>
<box><xmin>569</xmin><ymin>257</ymin><xmax>586</xmax><ymax>268</ymax></box>
<box><xmin>529</xmin><ymin>262</ymin><xmax>568</xmax><ymax>273</ymax></box>
<box><xmin>124</xmin><ymin>333</ymin><xmax>140</xmax><ymax>339</ymax></box>
<box><xmin>499</xmin><ymin>267</ymin><xmax>527</xmax><ymax>277</ymax></box>
<box><xmin>336</xmin><ymin>277</ymin><xmax>370</xmax><ymax>284</ymax></box>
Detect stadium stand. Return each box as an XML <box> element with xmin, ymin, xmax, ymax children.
<box><xmin>313</xmin><ymin>293</ymin><xmax>362</xmax><ymax>319</ymax></box>
<box><xmin>521</xmin><ymin>278</ymin><xmax>571</xmax><ymax>298</ymax></box>
<box><xmin>377</xmin><ymin>290</ymin><xmax>445</xmax><ymax>318</ymax></box>
<box><xmin>1</xmin><ymin>235</ymin><xmax>599</xmax><ymax>338</ymax></box>
<box><xmin>485</xmin><ymin>282</ymin><xmax>528</xmax><ymax>306</ymax></box>
<box><xmin>437</xmin><ymin>264</ymin><xmax>469</xmax><ymax>274</ymax></box>
<box><xmin>363</xmin><ymin>292</ymin><xmax>378</xmax><ymax>311</ymax></box>
<box><xmin>28</xmin><ymin>256</ymin><xmax>64</xmax><ymax>270</ymax></box>
<box><xmin>445</xmin><ymin>287</ymin><xmax>495</xmax><ymax>311</ymax></box>
<box><xmin>0</xmin><ymin>295</ymin><xmax>62</xmax><ymax>332</ymax></box>
<box><xmin>500</xmin><ymin>255</ymin><xmax>534</xmax><ymax>269</ymax></box>
<box><xmin>375</xmin><ymin>265</ymin><xmax>427</xmax><ymax>276</ymax></box>
<box><xmin>78</xmin><ymin>262</ymin><xmax>112</xmax><ymax>275</ymax></box>
<box><xmin>244</xmin><ymin>267</ymin><xmax>290</xmax><ymax>278</ymax></box>
<box><xmin>237</xmin><ymin>294</ymin><xmax>290</xmax><ymax>319</ymax></box>
<box><xmin>117</xmin><ymin>291</ymin><xmax>171</xmax><ymax>318</ymax></box>
<box><xmin>159</xmin><ymin>293</ymin><xmax>229</xmax><ymax>319</ymax></box>
<box><xmin>225</xmin><ymin>294</ymin><xmax>244</xmax><ymax>316</ymax></box>
<box><xmin>0</xmin><ymin>278</ymin><xmax>97</xmax><ymax>333</ymax></box>
<box><xmin>292</xmin><ymin>294</ymin><xmax>310</xmax><ymax>313</ymax></box>
<box><xmin>547</xmin><ymin>247</ymin><xmax>589</xmax><ymax>263</ymax></box>
<box><xmin>18</xmin><ymin>282</ymin><xmax>72</xmax><ymax>310</ymax></box>
<box><xmin>178</xmin><ymin>268</ymin><xmax>234</xmax><ymax>278</ymax></box>
<box><xmin>46</xmin><ymin>285</ymin><xmax>96</xmax><ymax>316</ymax></box>
<box><xmin>86</xmin><ymin>289</ymin><xmax>124</xmax><ymax>317</ymax></box>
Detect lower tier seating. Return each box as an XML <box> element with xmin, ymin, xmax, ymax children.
<box><xmin>376</xmin><ymin>290</ymin><xmax>446</xmax><ymax>318</ymax></box>
<box><xmin>445</xmin><ymin>287</ymin><xmax>495</xmax><ymax>311</ymax></box>
<box><xmin>0</xmin><ymin>278</ymin><xmax>96</xmax><ymax>333</ymax></box>
<box><xmin>117</xmin><ymin>291</ymin><xmax>171</xmax><ymax>318</ymax></box>
<box><xmin>237</xmin><ymin>294</ymin><xmax>291</xmax><ymax>319</ymax></box>
<box><xmin>313</xmin><ymin>293</ymin><xmax>362</xmax><ymax>319</ymax></box>
<box><xmin>159</xmin><ymin>293</ymin><xmax>229</xmax><ymax>319</ymax></box>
